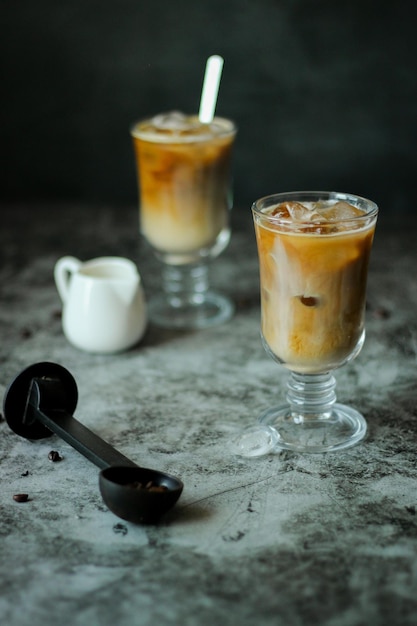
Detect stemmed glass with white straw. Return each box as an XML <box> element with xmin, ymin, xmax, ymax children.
<box><xmin>130</xmin><ymin>56</ymin><xmax>237</xmax><ymax>329</ymax></box>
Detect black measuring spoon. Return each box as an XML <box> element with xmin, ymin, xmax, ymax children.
<box><xmin>3</xmin><ymin>362</ymin><xmax>183</xmax><ymax>524</ymax></box>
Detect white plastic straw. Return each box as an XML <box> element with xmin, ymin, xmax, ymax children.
<box><xmin>198</xmin><ymin>55</ymin><xmax>224</xmax><ymax>124</ymax></box>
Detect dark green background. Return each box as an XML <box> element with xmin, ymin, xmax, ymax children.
<box><xmin>2</xmin><ymin>0</ymin><xmax>416</xmax><ymax>213</ymax></box>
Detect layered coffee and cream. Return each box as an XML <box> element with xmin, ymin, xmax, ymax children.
<box><xmin>253</xmin><ymin>199</ymin><xmax>377</xmax><ymax>373</ymax></box>
<box><xmin>131</xmin><ymin>112</ymin><xmax>236</xmax><ymax>261</ymax></box>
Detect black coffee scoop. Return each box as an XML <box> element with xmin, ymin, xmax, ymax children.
<box><xmin>3</xmin><ymin>362</ymin><xmax>183</xmax><ymax>524</ymax></box>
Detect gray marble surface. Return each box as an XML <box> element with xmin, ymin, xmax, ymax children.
<box><xmin>1</xmin><ymin>205</ymin><xmax>417</xmax><ymax>626</ymax></box>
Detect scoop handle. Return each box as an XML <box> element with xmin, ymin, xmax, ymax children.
<box><xmin>26</xmin><ymin>377</ymin><xmax>137</xmax><ymax>470</ymax></box>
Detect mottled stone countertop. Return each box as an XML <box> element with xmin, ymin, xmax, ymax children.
<box><xmin>1</xmin><ymin>204</ymin><xmax>416</xmax><ymax>626</ymax></box>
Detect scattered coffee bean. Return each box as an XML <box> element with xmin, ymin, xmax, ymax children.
<box><xmin>48</xmin><ymin>450</ymin><xmax>62</xmax><ymax>462</ymax></box>
<box><xmin>372</xmin><ymin>306</ymin><xmax>390</xmax><ymax>319</ymax></box>
<box><xmin>113</xmin><ymin>523</ymin><xmax>128</xmax><ymax>536</ymax></box>
<box><xmin>13</xmin><ymin>493</ymin><xmax>29</xmax><ymax>503</ymax></box>
<box><xmin>21</xmin><ymin>470</ymin><xmax>29</xmax><ymax>477</ymax></box>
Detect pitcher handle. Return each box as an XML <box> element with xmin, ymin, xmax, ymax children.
<box><xmin>54</xmin><ymin>256</ymin><xmax>82</xmax><ymax>303</ymax></box>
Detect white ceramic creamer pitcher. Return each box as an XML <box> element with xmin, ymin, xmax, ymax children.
<box><xmin>54</xmin><ymin>256</ymin><xmax>147</xmax><ymax>354</ymax></box>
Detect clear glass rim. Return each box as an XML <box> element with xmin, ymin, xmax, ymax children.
<box><xmin>251</xmin><ymin>191</ymin><xmax>379</xmax><ymax>224</ymax></box>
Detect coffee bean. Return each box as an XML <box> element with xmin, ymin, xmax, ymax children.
<box><xmin>48</xmin><ymin>450</ymin><xmax>62</xmax><ymax>462</ymax></box>
<box><xmin>113</xmin><ymin>523</ymin><xmax>128</xmax><ymax>536</ymax></box>
<box><xmin>21</xmin><ymin>470</ymin><xmax>29</xmax><ymax>477</ymax></box>
<box><xmin>148</xmin><ymin>485</ymin><xmax>168</xmax><ymax>493</ymax></box>
<box><xmin>128</xmin><ymin>480</ymin><xmax>168</xmax><ymax>492</ymax></box>
<box><xmin>13</xmin><ymin>493</ymin><xmax>29</xmax><ymax>503</ymax></box>
<box><xmin>299</xmin><ymin>295</ymin><xmax>319</xmax><ymax>307</ymax></box>
<box><xmin>372</xmin><ymin>306</ymin><xmax>390</xmax><ymax>319</ymax></box>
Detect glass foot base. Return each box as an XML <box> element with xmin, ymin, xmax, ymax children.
<box><xmin>148</xmin><ymin>291</ymin><xmax>234</xmax><ymax>330</ymax></box>
<box><xmin>259</xmin><ymin>403</ymin><xmax>367</xmax><ymax>453</ymax></box>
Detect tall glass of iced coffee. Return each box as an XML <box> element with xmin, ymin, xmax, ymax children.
<box><xmin>248</xmin><ymin>191</ymin><xmax>378</xmax><ymax>454</ymax></box>
<box><xmin>131</xmin><ymin>111</ymin><xmax>236</xmax><ymax>329</ymax></box>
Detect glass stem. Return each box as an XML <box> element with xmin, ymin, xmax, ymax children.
<box><xmin>161</xmin><ymin>263</ymin><xmax>209</xmax><ymax>307</ymax></box>
<box><xmin>286</xmin><ymin>372</ymin><xmax>337</xmax><ymax>423</ymax></box>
